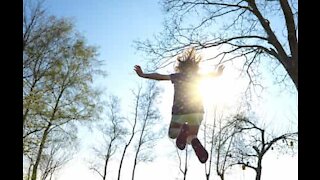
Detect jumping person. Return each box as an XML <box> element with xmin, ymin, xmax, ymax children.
<box><xmin>134</xmin><ymin>48</ymin><xmax>224</xmax><ymax>163</ymax></box>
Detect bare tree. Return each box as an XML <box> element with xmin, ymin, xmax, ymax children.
<box><xmin>203</xmin><ymin>107</ymin><xmax>218</xmax><ymax>180</ymax></box>
<box><xmin>131</xmin><ymin>81</ymin><xmax>164</xmax><ymax>180</ymax></box>
<box><xmin>89</xmin><ymin>95</ymin><xmax>126</xmax><ymax>180</ymax></box>
<box><xmin>202</xmin><ymin>105</ymin><xmax>297</xmax><ymax>180</ymax></box>
<box><xmin>227</xmin><ymin>114</ymin><xmax>298</xmax><ymax>180</ymax></box>
<box><xmin>116</xmin><ymin>86</ymin><xmax>142</xmax><ymax>180</ymax></box>
<box><xmin>135</xmin><ymin>0</ymin><xmax>298</xmax><ymax>91</ymax></box>
<box><xmin>214</xmin><ymin>118</ymin><xmax>238</xmax><ymax>180</ymax></box>
<box><xmin>203</xmin><ymin>106</ymin><xmax>237</xmax><ymax>180</ymax></box>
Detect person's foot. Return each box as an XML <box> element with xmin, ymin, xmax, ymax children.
<box><xmin>191</xmin><ymin>138</ymin><xmax>208</xmax><ymax>163</ymax></box>
<box><xmin>176</xmin><ymin>123</ymin><xmax>189</xmax><ymax>150</ymax></box>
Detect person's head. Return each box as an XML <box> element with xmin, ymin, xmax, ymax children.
<box><xmin>175</xmin><ymin>47</ymin><xmax>201</xmax><ymax>74</ymax></box>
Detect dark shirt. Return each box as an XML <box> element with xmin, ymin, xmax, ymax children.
<box><xmin>170</xmin><ymin>73</ymin><xmax>204</xmax><ymax>115</ymax></box>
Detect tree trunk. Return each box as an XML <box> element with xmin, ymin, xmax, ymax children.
<box><xmin>249</xmin><ymin>0</ymin><xmax>298</xmax><ymax>90</ymax></box>
<box><xmin>23</xmin><ymin>83</ymin><xmax>36</xmax><ymax>126</ymax></box>
<box><xmin>102</xmin><ymin>154</ymin><xmax>110</xmax><ymax>180</ymax></box>
<box><xmin>23</xmin><ymin>108</ymin><xmax>30</xmax><ymax>126</ymax></box>
<box><xmin>131</xmin><ymin>125</ymin><xmax>145</xmax><ymax>180</ymax></box>
<box><xmin>117</xmin><ymin>145</ymin><xmax>128</xmax><ymax>180</ymax></box>
<box><xmin>255</xmin><ymin>158</ymin><xmax>262</xmax><ymax>180</ymax></box>
<box><xmin>183</xmin><ymin>148</ymin><xmax>188</xmax><ymax>180</ymax></box>
<box><xmin>30</xmin><ymin>85</ymin><xmax>64</xmax><ymax>180</ymax></box>
<box><xmin>26</xmin><ymin>163</ymin><xmax>33</xmax><ymax>180</ymax></box>
<box><xmin>131</xmin><ymin>151</ymin><xmax>138</xmax><ymax>180</ymax></box>
<box><xmin>218</xmin><ymin>171</ymin><xmax>224</xmax><ymax>180</ymax></box>
<box><xmin>30</xmin><ymin>123</ymin><xmax>51</xmax><ymax>180</ymax></box>
<box><xmin>103</xmin><ymin>143</ymin><xmax>112</xmax><ymax>180</ymax></box>
<box><xmin>288</xmin><ymin>57</ymin><xmax>298</xmax><ymax>90</ymax></box>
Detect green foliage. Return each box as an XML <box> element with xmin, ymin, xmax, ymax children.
<box><xmin>23</xmin><ymin>1</ymin><xmax>106</xmax><ymax>179</ymax></box>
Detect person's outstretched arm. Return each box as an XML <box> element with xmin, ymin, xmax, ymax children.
<box><xmin>134</xmin><ymin>65</ymin><xmax>170</xmax><ymax>81</ymax></box>
<box><xmin>202</xmin><ymin>65</ymin><xmax>225</xmax><ymax>78</ymax></box>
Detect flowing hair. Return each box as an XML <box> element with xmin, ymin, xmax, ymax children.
<box><xmin>175</xmin><ymin>47</ymin><xmax>201</xmax><ymax>73</ymax></box>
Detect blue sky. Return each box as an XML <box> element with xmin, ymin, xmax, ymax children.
<box><xmin>45</xmin><ymin>0</ymin><xmax>164</xmax><ymax>101</ymax></box>
<box><xmin>39</xmin><ymin>0</ymin><xmax>298</xmax><ymax>179</ymax></box>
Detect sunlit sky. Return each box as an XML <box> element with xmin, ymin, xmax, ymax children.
<box><xmin>38</xmin><ymin>0</ymin><xmax>298</xmax><ymax>179</ymax></box>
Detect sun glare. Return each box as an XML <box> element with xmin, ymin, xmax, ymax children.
<box><xmin>198</xmin><ymin>66</ymin><xmax>245</xmax><ymax>110</ymax></box>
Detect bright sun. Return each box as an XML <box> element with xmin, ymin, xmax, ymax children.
<box><xmin>198</xmin><ymin>66</ymin><xmax>245</xmax><ymax>110</ymax></box>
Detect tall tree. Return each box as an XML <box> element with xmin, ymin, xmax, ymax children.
<box><xmin>23</xmin><ymin>1</ymin><xmax>105</xmax><ymax>179</ymax></box>
<box><xmin>203</xmin><ymin>108</ymin><xmax>235</xmax><ymax>180</ymax></box>
<box><xmin>117</xmin><ymin>86</ymin><xmax>141</xmax><ymax>180</ymax></box>
<box><xmin>135</xmin><ymin>0</ymin><xmax>298</xmax><ymax>90</ymax></box>
<box><xmin>203</xmin><ymin>107</ymin><xmax>218</xmax><ymax>180</ymax></box>
<box><xmin>203</xmin><ymin>105</ymin><xmax>241</xmax><ymax>180</ymax></box>
<box><xmin>131</xmin><ymin>81</ymin><xmax>164</xmax><ymax>180</ymax></box>
<box><xmin>89</xmin><ymin>95</ymin><xmax>126</xmax><ymax>180</ymax></box>
<box><xmin>213</xmin><ymin>116</ymin><xmax>239</xmax><ymax>180</ymax></box>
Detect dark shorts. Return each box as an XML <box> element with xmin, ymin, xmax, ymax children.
<box><xmin>168</xmin><ymin>113</ymin><xmax>203</xmax><ymax>139</ymax></box>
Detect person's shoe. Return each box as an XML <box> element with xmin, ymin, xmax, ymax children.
<box><xmin>191</xmin><ymin>138</ymin><xmax>208</xmax><ymax>163</ymax></box>
<box><xmin>176</xmin><ymin>123</ymin><xmax>189</xmax><ymax>150</ymax></box>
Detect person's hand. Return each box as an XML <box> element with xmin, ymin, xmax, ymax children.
<box><xmin>134</xmin><ymin>65</ymin><xmax>144</xmax><ymax>77</ymax></box>
<box><xmin>216</xmin><ymin>65</ymin><xmax>225</xmax><ymax>76</ymax></box>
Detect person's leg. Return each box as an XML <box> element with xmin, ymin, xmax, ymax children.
<box><xmin>191</xmin><ymin>137</ymin><xmax>208</xmax><ymax>163</ymax></box>
<box><xmin>169</xmin><ymin>115</ymin><xmax>190</xmax><ymax>150</ymax></box>
<box><xmin>175</xmin><ymin>122</ymin><xmax>189</xmax><ymax>150</ymax></box>
<box><xmin>170</xmin><ymin>113</ymin><xmax>202</xmax><ymax>144</ymax></box>
<box><xmin>185</xmin><ymin>113</ymin><xmax>208</xmax><ymax>163</ymax></box>
<box><xmin>168</xmin><ymin>115</ymin><xmax>184</xmax><ymax>139</ymax></box>
<box><xmin>186</xmin><ymin>125</ymin><xmax>200</xmax><ymax>144</ymax></box>
<box><xmin>185</xmin><ymin>113</ymin><xmax>203</xmax><ymax>144</ymax></box>
<box><xmin>168</xmin><ymin>122</ymin><xmax>181</xmax><ymax>139</ymax></box>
